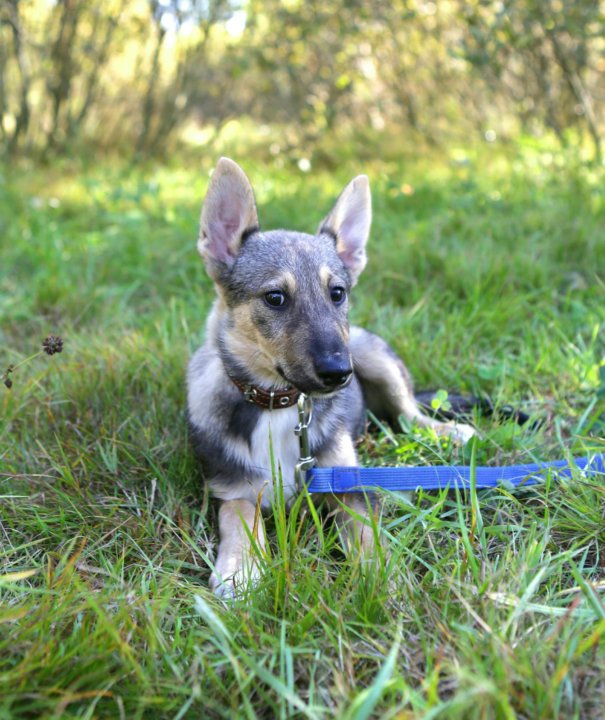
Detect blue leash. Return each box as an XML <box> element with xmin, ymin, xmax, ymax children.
<box><xmin>305</xmin><ymin>455</ymin><xmax>605</xmax><ymax>493</ymax></box>
<box><xmin>293</xmin><ymin>395</ymin><xmax>605</xmax><ymax>494</ymax></box>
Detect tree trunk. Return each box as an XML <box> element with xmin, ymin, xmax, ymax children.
<box><xmin>46</xmin><ymin>0</ymin><xmax>82</xmax><ymax>152</ymax></box>
<box><xmin>4</xmin><ymin>0</ymin><xmax>31</xmax><ymax>155</ymax></box>
<box><xmin>66</xmin><ymin>3</ymin><xmax>123</xmax><ymax>144</ymax></box>
<box><xmin>548</xmin><ymin>29</ymin><xmax>602</xmax><ymax>163</ymax></box>
<box><xmin>136</xmin><ymin>18</ymin><xmax>166</xmax><ymax>155</ymax></box>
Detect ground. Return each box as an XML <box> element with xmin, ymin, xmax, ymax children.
<box><xmin>1</xmin><ymin>140</ymin><xmax>604</xmax><ymax>718</ymax></box>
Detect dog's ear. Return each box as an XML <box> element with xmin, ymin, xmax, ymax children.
<box><xmin>198</xmin><ymin>158</ymin><xmax>259</xmax><ymax>281</ymax></box>
<box><xmin>318</xmin><ymin>175</ymin><xmax>371</xmax><ymax>284</ymax></box>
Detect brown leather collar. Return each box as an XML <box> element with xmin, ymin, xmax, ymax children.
<box><xmin>230</xmin><ymin>376</ymin><xmax>300</xmax><ymax>410</ymax></box>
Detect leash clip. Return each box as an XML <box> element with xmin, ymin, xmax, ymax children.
<box><xmin>294</xmin><ymin>393</ymin><xmax>315</xmax><ymax>491</ymax></box>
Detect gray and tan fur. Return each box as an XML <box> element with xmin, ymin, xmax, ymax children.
<box><xmin>187</xmin><ymin>158</ymin><xmax>474</xmax><ymax>597</ymax></box>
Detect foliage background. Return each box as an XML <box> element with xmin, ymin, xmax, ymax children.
<box><xmin>1</xmin><ymin>0</ymin><xmax>604</xmax><ymax>161</ymax></box>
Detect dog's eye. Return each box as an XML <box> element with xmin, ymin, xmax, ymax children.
<box><xmin>264</xmin><ymin>290</ymin><xmax>287</xmax><ymax>308</ymax></box>
<box><xmin>330</xmin><ymin>286</ymin><xmax>346</xmax><ymax>305</ymax></box>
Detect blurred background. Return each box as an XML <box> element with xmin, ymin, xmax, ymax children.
<box><xmin>1</xmin><ymin>0</ymin><xmax>603</xmax><ymax>164</ymax></box>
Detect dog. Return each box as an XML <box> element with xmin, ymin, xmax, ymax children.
<box><xmin>187</xmin><ymin>158</ymin><xmax>475</xmax><ymax>597</ymax></box>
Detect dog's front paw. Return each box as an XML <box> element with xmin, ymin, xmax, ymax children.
<box><xmin>209</xmin><ymin>560</ymin><xmax>261</xmax><ymax>600</ymax></box>
<box><xmin>209</xmin><ymin>571</ymin><xmax>238</xmax><ymax>600</ymax></box>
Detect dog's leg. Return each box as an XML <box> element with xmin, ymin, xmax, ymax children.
<box><xmin>210</xmin><ymin>498</ymin><xmax>266</xmax><ymax>599</ymax></box>
<box><xmin>316</xmin><ymin>433</ymin><xmax>378</xmax><ymax>557</ymax></box>
<box><xmin>350</xmin><ymin>327</ymin><xmax>475</xmax><ymax>443</ymax></box>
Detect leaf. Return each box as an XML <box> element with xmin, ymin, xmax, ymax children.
<box><xmin>431</xmin><ymin>388</ymin><xmax>452</xmax><ymax>412</ymax></box>
<box><xmin>597</xmin><ymin>364</ymin><xmax>605</xmax><ymax>398</ymax></box>
<box><xmin>0</xmin><ymin>569</ymin><xmax>39</xmax><ymax>584</ymax></box>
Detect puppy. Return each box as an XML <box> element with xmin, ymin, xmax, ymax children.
<box><xmin>187</xmin><ymin>158</ymin><xmax>474</xmax><ymax>597</ymax></box>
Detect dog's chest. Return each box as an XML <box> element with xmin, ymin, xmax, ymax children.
<box><xmin>248</xmin><ymin>407</ymin><xmax>300</xmax><ymax>492</ymax></box>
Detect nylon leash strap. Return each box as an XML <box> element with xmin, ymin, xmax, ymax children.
<box><xmin>294</xmin><ymin>394</ymin><xmax>605</xmax><ymax>493</ymax></box>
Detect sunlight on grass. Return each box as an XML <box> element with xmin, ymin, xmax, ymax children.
<box><xmin>1</xmin><ymin>143</ymin><xmax>604</xmax><ymax>717</ymax></box>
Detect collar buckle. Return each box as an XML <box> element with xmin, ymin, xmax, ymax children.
<box><xmin>231</xmin><ymin>375</ymin><xmax>300</xmax><ymax>410</ymax></box>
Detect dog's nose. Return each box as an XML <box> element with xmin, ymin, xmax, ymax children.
<box><xmin>314</xmin><ymin>357</ymin><xmax>353</xmax><ymax>388</ymax></box>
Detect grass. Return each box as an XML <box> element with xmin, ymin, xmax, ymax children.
<box><xmin>1</xmin><ymin>138</ymin><xmax>604</xmax><ymax>718</ymax></box>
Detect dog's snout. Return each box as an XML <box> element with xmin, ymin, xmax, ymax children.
<box><xmin>313</xmin><ymin>355</ymin><xmax>353</xmax><ymax>388</ymax></box>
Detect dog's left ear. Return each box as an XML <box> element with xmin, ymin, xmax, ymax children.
<box><xmin>318</xmin><ymin>175</ymin><xmax>371</xmax><ymax>284</ymax></box>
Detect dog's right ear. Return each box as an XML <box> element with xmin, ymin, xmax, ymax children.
<box><xmin>198</xmin><ymin>158</ymin><xmax>259</xmax><ymax>281</ymax></box>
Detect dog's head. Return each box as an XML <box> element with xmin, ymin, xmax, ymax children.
<box><xmin>198</xmin><ymin>158</ymin><xmax>371</xmax><ymax>395</ymax></box>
